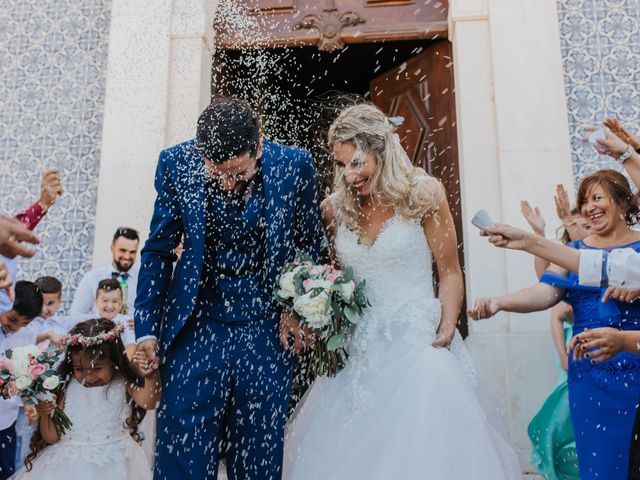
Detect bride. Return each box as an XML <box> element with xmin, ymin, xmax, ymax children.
<box><xmin>283</xmin><ymin>103</ymin><xmax>521</xmax><ymax>479</ymax></box>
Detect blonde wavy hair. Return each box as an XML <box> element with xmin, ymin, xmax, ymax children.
<box><xmin>327</xmin><ymin>103</ymin><xmax>444</xmax><ymax>235</ymax></box>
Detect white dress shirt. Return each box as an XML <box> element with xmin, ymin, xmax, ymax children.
<box><xmin>27</xmin><ymin>315</ymin><xmax>81</xmax><ymax>336</ymax></box>
<box><xmin>70</xmin><ymin>264</ymin><xmax>139</xmax><ymax>317</ymax></box>
<box><xmin>579</xmin><ymin>248</ymin><xmax>640</xmax><ymax>288</ymax></box>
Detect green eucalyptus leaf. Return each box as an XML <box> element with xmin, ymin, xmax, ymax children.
<box><xmin>327</xmin><ymin>334</ymin><xmax>346</xmax><ymax>351</ymax></box>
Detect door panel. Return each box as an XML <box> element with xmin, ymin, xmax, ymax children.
<box><xmin>370</xmin><ymin>40</ymin><xmax>467</xmax><ymax>335</ymax></box>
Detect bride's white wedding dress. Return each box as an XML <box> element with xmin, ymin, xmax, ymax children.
<box><xmin>283</xmin><ymin>213</ymin><xmax>521</xmax><ymax>479</ymax></box>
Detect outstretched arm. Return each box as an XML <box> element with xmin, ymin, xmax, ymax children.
<box><xmin>468</xmin><ymin>281</ymin><xmax>565</xmax><ymax>320</ymax></box>
<box><xmin>423</xmin><ymin>191</ymin><xmax>464</xmax><ymax>348</ymax></box>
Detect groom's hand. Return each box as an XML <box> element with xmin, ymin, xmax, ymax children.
<box><xmin>135</xmin><ymin>338</ymin><xmax>159</xmax><ymax>376</ymax></box>
<box><xmin>279</xmin><ymin>310</ymin><xmax>312</xmax><ymax>354</ymax></box>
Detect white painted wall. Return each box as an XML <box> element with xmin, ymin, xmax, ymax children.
<box><xmin>93</xmin><ymin>0</ymin><xmax>218</xmax><ymax>266</ymax></box>
<box><xmin>450</xmin><ymin>0</ymin><xmax>574</xmax><ymax>470</ymax></box>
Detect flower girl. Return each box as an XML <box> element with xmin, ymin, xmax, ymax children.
<box><xmin>11</xmin><ymin>318</ymin><xmax>160</xmax><ymax>479</ymax></box>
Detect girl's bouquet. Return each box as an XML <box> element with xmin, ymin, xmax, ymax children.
<box><xmin>0</xmin><ymin>342</ymin><xmax>72</xmax><ymax>435</ymax></box>
<box><xmin>274</xmin><ymin>253</ymin><xmax>369</xmax><ymax>377</ymax></box>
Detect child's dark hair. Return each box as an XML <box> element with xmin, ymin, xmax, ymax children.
<box><xmin>25</xmin><ymin>319</ymin><xmax>145</xmax><ymax>471</ymax></box>
<box><xmin>34</xmin><ymin>276</ymin><xmax>62</xmax><ymax>296</ymax></box>
<box><xmin>96</xmin><ymin>278</ymin><xmax>122</xmax><ymax>298</ymax></box>
<box><xmin>13</xmin><ymin>281</ymin><xmax>43</xmax><ymax>320</ymax></box>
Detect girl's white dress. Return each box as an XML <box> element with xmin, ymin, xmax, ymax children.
<box><xmin>12</xmin><ymin>378</ymin><xmax>150</xmax><ymax>480</ymax></box>
<box><xmin>283</xmin><ymin>214</ymin><xmax>522</xmax><ymax>479</ymax></box>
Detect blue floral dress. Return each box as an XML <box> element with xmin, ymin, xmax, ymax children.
<box><xmin>541</xmin><ymin>239</ymin><xmax>640</xmax><ymax>480</ymax></box>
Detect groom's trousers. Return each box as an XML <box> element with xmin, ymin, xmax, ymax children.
<box><xmin>154</xmin><ymin>314</ymin><xmax>294</xmax><ymax>480</ymax></box>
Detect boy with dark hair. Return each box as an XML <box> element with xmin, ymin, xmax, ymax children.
<box><xmin>0</xmin><ymin>281</ymin><xmax>43</xmax><ymax>479</ymax></box>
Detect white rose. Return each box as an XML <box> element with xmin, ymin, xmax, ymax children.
<box><xmin>293</xmin><ymin>291</ymin><xmax>331</xmax><ymax>329</ymax></box>
<box><xmin>13</xmin><ymin>361</ymin><xmax>29</xmax><ymax>378</ymax></box>
<box><xmin>338</xmin><ymin>281</ymin><xmax>356</xmax><ymax>301</ymax></box>
<box><xmin>42</xmin><ymin>375</ymin><xmax>60</xmax><ymax>391</ymax></box>
<box><xmin>15</xmin><ymin>375</ymin><xmax>33</xmax><ymax>391</ymax></box>
<box><xmin>11</xmin><ymin>345</ymin><xmax>38</xmax><ymax>359</ymax></box>
<box><xmin>277</xmin><ymin>272</ymin><xmax>298</xmax><ymax>299</ymax></box>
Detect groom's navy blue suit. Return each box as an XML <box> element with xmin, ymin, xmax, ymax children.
<box><xmin>135</xmin><ymin>139</ymin><xmax>324</xmax><ymax>479</ymax></box>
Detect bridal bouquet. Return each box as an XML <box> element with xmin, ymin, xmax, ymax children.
<box><xmin>274</xmin><ymin>253</ymin><xmax>369</xmax><ymax>377</ymax></box>
<box><xmin>0</xmin><ymin>342</ymin><xmax>72</xmax><ymax>435</ymax></box>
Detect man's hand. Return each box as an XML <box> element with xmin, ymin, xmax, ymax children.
<box><xmin>279</xmin><ymin>310</ymin><xmax>313</xmax><ymax>354</ymax></box>
<box><xmin>135</xmin><ymin>338</ymin><xmax>159</xmax><ymax>376</ymax></box>
<box><xmin>38</xmin><ymin>169</ymin><xmax>64</xmax><ymax>212</ymax></box>
<box><xmin>568</xmin><ymin>327</ymin><xmax>624</xmax><ymax>363</ymax></box>
<box><xmin>0</xmin><ymin>215</ymin><xmax>39</xmax><ymax>258</ymax></box>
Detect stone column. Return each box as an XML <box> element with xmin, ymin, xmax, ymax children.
<box><xmin>92</xmin><ymin>0</ymin><xmax>219</xmax><ymax>266</ymax></box>
<box><xmin>449</xmin><ymin>0</ymin><xmax>574</xmax><ymax>468</ymax></box>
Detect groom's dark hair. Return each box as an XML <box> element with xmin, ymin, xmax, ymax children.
<box><xmin>196</xmin><ymin>96</ymin><xmax>262</xmax><ymax>164</ymax></box>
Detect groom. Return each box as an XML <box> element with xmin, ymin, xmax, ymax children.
<box><xmin>134</xmin><ymin>97</ymin><xmax>324</xmax><ymax>479</ymax></box>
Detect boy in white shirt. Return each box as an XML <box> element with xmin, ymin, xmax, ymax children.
<box><xmin>78</xmin><ymin>279</ymin><xmax>136</xmax><ymax>359</ymax></box>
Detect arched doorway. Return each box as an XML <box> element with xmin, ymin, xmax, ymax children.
<box><xmin>213</xmin><ymin>0</ymin><xmax>466</xmax><ymax>335</ymax></box>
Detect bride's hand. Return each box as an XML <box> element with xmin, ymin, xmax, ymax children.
<box><xmin>432</xmin><ymin>330</ymin><xmax>455</xmax><ymax>349</ymax></box>
<box><xmin>467</xmin><ymin>298</ymin><xmax>500</xmax><ymax>320</ymax></box>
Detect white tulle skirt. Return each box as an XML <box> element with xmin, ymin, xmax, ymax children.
<box><xmin>11</xmin><ymin>434</ymin><xmax>151</xmax><ymax>480</ymax></box>
<box><xmin>283</xmin><ymin>304</ymin><xmax>521</xmax><ymax>480</ymax></box>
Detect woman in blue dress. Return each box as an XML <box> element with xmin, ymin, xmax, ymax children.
<box><xmin>468</xmin><ymin>169</ymin><xmax>640</xmax><ymax>479</ymax></box>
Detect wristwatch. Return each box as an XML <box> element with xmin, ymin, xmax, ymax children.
<box><xmin>617</xmin><ymin>145</ymin><xmax>634</xmax><ymax>164</ymax></box>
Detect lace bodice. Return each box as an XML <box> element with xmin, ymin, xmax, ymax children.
<box><xmin>61</xmin><ymin>378</ymin><xmax>130</xmax><ymax>446</ymax></box>
<box><xmin>335</xmin><ymin>214</ymin><xmax>442</xmax><ymax>355</ymax></box>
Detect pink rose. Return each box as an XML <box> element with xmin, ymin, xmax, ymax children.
<box><xmin>29</xmin><ymin>364</ymin><xmax>49</xmax><ymax>379</ymax></box>
<box><xmin>0</xmin><ymin>359</ymin><xmax>13</xmax><ymax>374</ymax></box>
<box><xmin>6</xmin><ymin>381</ymin><xmax>17</xmax><ymax>396</ymax></box>
<box><xmin>325</xmin><ymin>273</ymin><xmax>338</xmax><ymax>282</ymax></box>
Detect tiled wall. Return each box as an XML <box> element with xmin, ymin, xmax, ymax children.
<box><xmin>0</xmin><ymin>1</ymin><xmax>112</xmax><ymax>311</ymax></box>
<box><xmin>557</xmin><ymin>0</ymin><xmax>640</xmax><ymax>180</ymax></box>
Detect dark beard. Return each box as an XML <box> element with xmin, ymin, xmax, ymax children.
<box><xmin>114</xmin><ymin>260</ymin><xmax>133</xmax><ymax>273</ymax></box>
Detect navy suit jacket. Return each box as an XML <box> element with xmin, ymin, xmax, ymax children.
<box><xmin>134</xmin><ymin>139</ymin><xmax>324</xmax><ymax>355</ymax></box>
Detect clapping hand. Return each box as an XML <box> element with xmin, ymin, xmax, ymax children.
<box><xmin>583</xmin><ymin>123</ymin><xmax>629</xmax><ymax>158</ymax></box>
<box><xmin>520</xmin><ymin>201</ymin><xmax>545</xmax><ymax>237</ymax></box>
<box><xmin>568</xmin><ymin>327</ymin><xmax>624</xmax><ymax>364</ymax></box>
<box><xmin>553</xmin><ymin>184</ymin><xmax>571</xmax><ymax>222</ymax></box>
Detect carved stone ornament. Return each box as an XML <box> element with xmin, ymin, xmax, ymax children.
<box><xmin>294</xmin><ymin>8</ymin><xmax>366</xmax><ymax>52</ymax></box>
